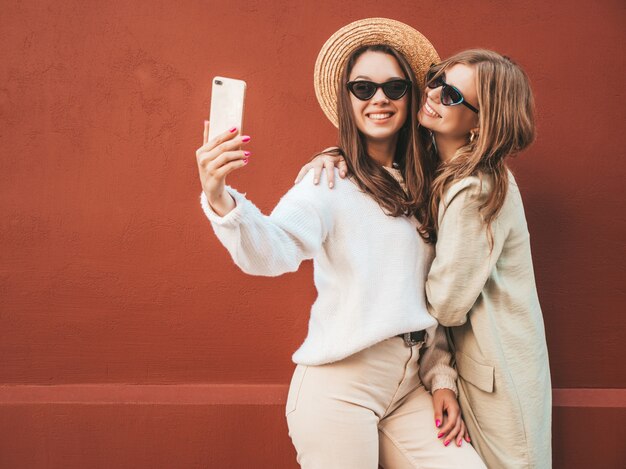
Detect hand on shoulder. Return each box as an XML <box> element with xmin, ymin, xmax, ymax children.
<box><xmin>294</xmin><ymin>147</ymin><xmax>349</xmax><ymax>189</ymax></box>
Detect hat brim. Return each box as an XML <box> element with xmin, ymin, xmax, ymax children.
<box><xmin>314</xmin><ymin>18</ymin><xmax>440</xmax><ymax>128</ymax></box>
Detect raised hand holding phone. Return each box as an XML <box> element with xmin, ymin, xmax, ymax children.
<box><xmin>196</xmin><ymin>76</ymin><xmax>250</xmax><ymax>216</ymax></box>
<box><xmin>195</xmin><ymin>122</ymin><xmax>251</xmax><ymax>216</ymax></box>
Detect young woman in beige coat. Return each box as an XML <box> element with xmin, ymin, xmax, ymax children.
<box><xmin>298</xmin><ymin>49</ymin><xmax>552</xmax><ymax>468</ymax></box>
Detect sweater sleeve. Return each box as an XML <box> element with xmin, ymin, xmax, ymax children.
<box><xmin>418</xmin><ymin>325</ymin><xmax>458</xmax><ymax>396</ymax></box>
<box><xmin>425</xmin><ymin>177</ymin><xmax>506</xmax><ymax>327</ymax></box>
<box><xmin>200</xmin><ymin>172</ymin><xmax>332</xmax><ymax>277</ymax></box>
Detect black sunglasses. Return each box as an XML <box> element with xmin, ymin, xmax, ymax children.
<box><xmin>425</xmin><ymin>70</ymin><xmax>479</xmax><ymax>114</ymax></box>
<box><xmin>346</xmin><ymin>79</ymin><xmax>411</xmax><ymax>101</ymax></box>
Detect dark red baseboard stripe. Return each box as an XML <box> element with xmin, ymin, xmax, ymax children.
<box><xmin>0</xmin><ymin>385</ymin><xmax>624</xmax><ymax>407</ymax></box>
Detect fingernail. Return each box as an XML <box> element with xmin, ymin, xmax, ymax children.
<box><xmin>243</xmin><ymin>151</ymin><xmax>252</xmax><ymax>156</ymax></box>
<box><xmin>243</xmin><ymin>158</ymin><xmax>249</xmax><ymax>164</ymax></box>
<box><xmin>444</xmin><ymin>440</ymin><xmax>450</xmax><ymax>447</ymax></box>
<box><xmin>437</xmin><ymin>432</ymin><xmax>444</xmax><ymax>439</ymax></box>
<box><xmin>314</xmin><ymin>179</ymin><xmax>319</xmax><ymax>184</ymax></box>
<box><xmin>329</xmin><ymin>182</ymin><xmax>334</xmax><ymax>188</ymax></box>
<box><xmin>241</xmin><ymin>135</ymin><xmax>251</xmax><ymax>142</ymax></box>
<box><xmin>466</xmin><ymin>437</ymin><xmax>471</xmax><ymax>442</ymax></box>
<box><xmin>229</xmin><ymin>127</ymin><xmax>237</xmax><ymax>133</ymax></box>
<box><xmin>204</xmin><ymin>120</ymin><xmax>209</xmax><ymax>125</ymax></box>
<box><xmin>458</xmin><ymin>440</ymin><xmax>462</xmax><ymax>446</ymax></box>
<box><xmin>435</xmin><ymin>419</ymin><xmax>441</xmax><ymax>428</ymax></box>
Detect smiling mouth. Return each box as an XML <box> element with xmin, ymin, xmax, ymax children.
<box><xmin>423</xmin><ymin>102</ymin><xmax>441</xmax><ymax>118</ymax></box>
<box><xmin>367</xmin><ymin>112</ymin><xmax>394</xmax><ymax>121</ymax></box>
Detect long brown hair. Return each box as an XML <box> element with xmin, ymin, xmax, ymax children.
<box><xmin>322</xmin><ymin>45</ymin><xmax>437</xmax><ymax>241</ymax></box>
<box><xmin>424</xmin><ymin>49</ymin><xmax>536</xmax><ymax>243</ymax></box>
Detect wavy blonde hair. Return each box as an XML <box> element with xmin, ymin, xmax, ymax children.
<box><xmin>425</xmin><ymin>49</ymin><xmax>536</xmax><ymax>244</ymax></box>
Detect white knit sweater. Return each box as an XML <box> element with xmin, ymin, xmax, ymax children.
<box><xmin>201</xmin><ymin>168</ymin><xmax>457</xmax><ymax>393</ymax></box>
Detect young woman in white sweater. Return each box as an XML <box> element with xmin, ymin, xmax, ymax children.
<box><xmin>297</xmin><ymin>49</ymin><xmax>552</xmax><ymax>469</ymax></box>
<box><xmin>195</xmin><ymin>20</ymin><xmax>486</xmax><ymax>469</ymax></box>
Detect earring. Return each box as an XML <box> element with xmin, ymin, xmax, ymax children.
<box><xmin>429</xmin><ymin>130</ymin><xmax>438</xmax><ymax>154</ymax></box>
<box><xmin>469</xmin><ymin>130</ymin><xmax>477</xmax><ymax>143</ymax></box>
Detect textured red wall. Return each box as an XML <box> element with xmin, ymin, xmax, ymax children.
<box><xmin>1</xmin><ymin>0</ymin><xmax>625</xmax><ymax>467</ymax></box>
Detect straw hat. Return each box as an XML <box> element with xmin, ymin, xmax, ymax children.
<box><xmin>314</xmin><ymin>18</ymin><xmax>440</xmax><ymax>127</ymax></box>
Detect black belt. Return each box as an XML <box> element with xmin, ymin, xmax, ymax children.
<box><xmin>397</xmin><ymin>330</ymin><xmax>426</xmax><ymax>347</ymax></box>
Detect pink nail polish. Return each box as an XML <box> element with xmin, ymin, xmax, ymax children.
<box><xmin>241</xmin><ymin>135</ymin><xmax>251</xmax><ymax>142</ymax></box>
<box><xmin>243</xmin><ymin>158</ymin><xmax>249</xmax><ymax>164</ymax></box>
<box><xmin>458</xmin><ymin>440</ymin><xmax>462</xmax><ymax>446</ymax></box>
<box><xmin>229</xmin><ymin>127</ymin><xmax>237</xmax><ymax>133</ymax></box>
<box><xmin>243</xmin><ymin>151</ymin><xmax>251</xmax><ymax>156</ymax></box>
<box><xmin>444</xmin><ymin>440</ymin><xmax>450</xmax><ymax>447</ymax></box>
<box><xmin>435</xmin><ymin>419</ymin><xmax>441</xmax><ymax>427</ymax></box>
<box><xmin>204</xmin><ymin>120</ymin><xmax>209</xmax><ymax>124</ymax></box>
<box><xmin>437</xmin><ymin>432</ymin><xmax>444</xmax><ymax>439</ymax></box>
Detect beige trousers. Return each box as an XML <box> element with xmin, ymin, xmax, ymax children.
<box><xmin>285</xmin><ymin>336</ymin><xmax>487</xmax><ymax>469</ymax></box>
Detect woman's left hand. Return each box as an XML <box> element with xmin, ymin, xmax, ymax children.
<box><xmin>432</xmin><ymin>388</ymin><xmax>471</xmax><ymax>447</ymax></box>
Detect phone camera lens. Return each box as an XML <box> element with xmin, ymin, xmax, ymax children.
<box><xmin>215</xmin><ymin>80</ymin><xmax>223</xmax><ymax>85</ymax></box>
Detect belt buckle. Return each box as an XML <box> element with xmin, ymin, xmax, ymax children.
<box><xmin>402</xmin><ymin>331</ymin><xmax>424</xmax><ymax>347</ymax></box>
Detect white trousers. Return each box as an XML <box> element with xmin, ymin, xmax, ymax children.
<box><xmin>286</xmin><ymin>336</ymin><xmax>487</xmax><ymax>469</ymax></box>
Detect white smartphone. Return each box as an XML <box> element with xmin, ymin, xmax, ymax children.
<box><xmin>208</xmin><ymin>76</ymin><xmax>247</xmax><ymax>142</ymax></box>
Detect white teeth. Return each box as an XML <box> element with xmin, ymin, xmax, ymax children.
<box><xmin>424</xmin><ymin>103</ymin><xmax>441</xmax><ymax>118</ymax></box>
<box><xmin>368</xmin><ymin>113</ymin><xmax>392</xmax><ymax>120</ymax></box>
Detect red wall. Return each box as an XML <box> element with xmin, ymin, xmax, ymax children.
<box><xmin>1</xmin><ymin>0</ymin><xmax>625</xmax><ymax>467</ymax></box>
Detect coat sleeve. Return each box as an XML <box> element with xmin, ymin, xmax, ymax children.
<box><xmin>418</xmin><ymin>325</ymin><xmax>458</xmax><ymax>396</ymax></box>
<box><xmin>200</xmin><ymin>172</ymin><xmax>332</xmax><ymax>277</ymax></box>
<box><xmin>425</xmin><ymin>177</ymin><xmax>506</xmax><ymax>327</ymax></box>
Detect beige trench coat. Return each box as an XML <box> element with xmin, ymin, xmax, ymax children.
<box><xmin>426</xmin><ymin>173</ymin><xmax>552</xmax><ymax>469</ymax></box>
